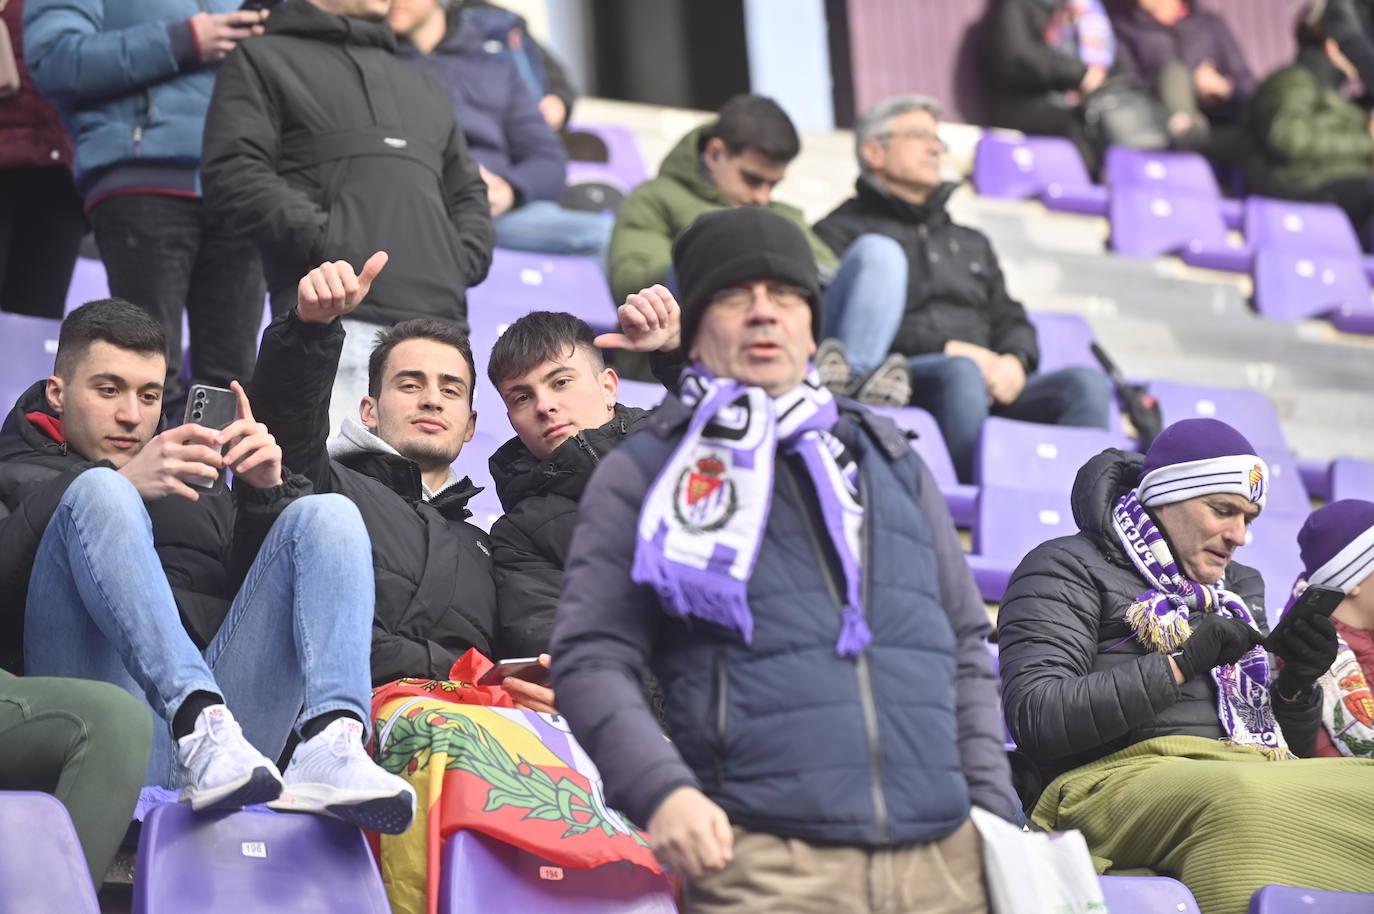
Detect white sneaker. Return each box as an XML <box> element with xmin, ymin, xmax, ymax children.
<box><xmin>268</xmin><ymin>717</ymin><xmax>416</xmax><ymax>834</ymax></box>
<box><xmin>176</xmin><ymin>705</ymin><xmax>283</xmax><ymax>811</ymax></box>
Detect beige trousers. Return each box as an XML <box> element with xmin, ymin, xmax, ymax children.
<box><xmin>683</xmin><ymin>818</ymin><xmax>988</xmax><ymax>914</ymax></box>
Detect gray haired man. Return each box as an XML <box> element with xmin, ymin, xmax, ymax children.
<box><xmin>814</xmin><ymin>95</ymin><xmax>1114</xmax><ymax>483</ymax></box>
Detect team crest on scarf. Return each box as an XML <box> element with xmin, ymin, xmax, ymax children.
<box><xmin>673</xmin><ymin>454</ymin><xmax>738</xmax><ymax>533</ymax></box>
<box><xmin>1341</xmin><ymin>669</ymin><xmax>1374</xmax><ymax>729</ymax></box>
<box><xmin>1248</xmin><ymin>463</ymin><xmax>1267</xmax><ymax>503</ymax></box>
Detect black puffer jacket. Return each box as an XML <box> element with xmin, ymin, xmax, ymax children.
<box><xmin>250</xmin><ymin>312</ymin><xmax>498</xmax><ymax>685</ymax></box>
<box><xmin>998</xmin><ymin>448</ymin><xmax>1322</xmax><ymax>787</ymax></box>
<box><xmin>813</xmin><ymin>180</ymin><xmax>1039</xmax><ymax>371</ymax></box>
<box><xmin>201</xmin><ymin>0</ymin><xmax>493</xmax><ymax>326</ymax></box>
<box><xmin>0</xmin><ymin>382</ymin><xmax>309</xmax><ymax>673</ymax></box>
<box><xmin>487</xmin><ymin>404</ymin><xmax>650</xmax><ymax>658</ymax></box>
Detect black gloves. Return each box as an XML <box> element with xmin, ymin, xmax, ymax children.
<box><xmin>1171</xmin><ymin>614</ymin><xmax>1265</xmax><ymax>683</ymax></box>
<box><xmin>1272</xmin><ymin>614</ymin><xmax>1340</xmax><ymax>697</ymax></box>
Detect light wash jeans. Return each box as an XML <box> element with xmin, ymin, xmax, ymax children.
<box><xmin>821</xmin><ymin>233</ymin><xmax>909</xmax><ymax>375</ymax></box>
<box><xmin>24</xmin><ymin>468</ymin><xmax>375</xmax><ymax>786</ymax></box>
<box><xmin>494</xmin><ymin>200</ymin><xmax>614</xmax><ymax>273</ymax></box>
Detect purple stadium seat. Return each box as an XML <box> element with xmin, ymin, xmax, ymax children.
<box><xmin>1244</xmin><ymin>198</ymin><xmax>1362</xmax><ymax>256</ymax></box>
<box><xmin>1252</xmin><ymin>248</ymin><xmax>1374</xmax><ymax>325</ymax></box>
<box><xmin>64</xmin><ymin>256</ymin><xmax>111</xmax><ymax>314</ymax></box>
<box><xmin>868</xmin><ymin>405</ymin><xmax>978</xmax><ymax>528</ymax></box>
<box><xmin>468</xmin><ymin>249</ymin><xmax>616</xmax><ymax>337</ymax></box>
<box><xmin>973</xmin><ymin>133</ymin><xmax>1108</xmax><ymax>215</ymax></box>
<box><xmin>1249</xmin><ymin>885</ymin><xmax>1374</xmax><ymax>912</ymax></box>
<box><xmin>438</xmin><ymin>828</ymin><xmax>676</xmax><ymax>914</ymax></box>
<box><xmin>967</xmin><ymin>486</ymin><xmax>1079</xmax><ymax>601</ymax></box>
<box><xmin>0</xmin><ymin>312</ymin><xmax>61</xmax><ymax>412</ymax></box>
<box><xmin>1327</xmin><ymin>301</ymin><xmax>1374</xmax><ymax>335</ymax></box>
<box><xmin>564</xmin><ymin>122</ymin><xmax>649</xmax><ymax>191</ymax></box>
<box><xmin>1236</xmin><ymin>514</ymin><xmax>1305</xmax><ymax>610</ymax></box>
<box><xmin>457</xmin><ymin>426</ymin><xmax>507</xmax><ymax>533</ymax></box>
<box><xmin>1298</xmin><ymin>457</ymin><xmax>1333</xmax><ymax>502</ymax></box>
<box><xmin>1099</xmin><ymin>875</ymin><xmax>1201</xmax><ymax>913</ymax></box>
<box><xmin>133</xmin><ymin>803</ymin><xmax>389</xmax><ymax>914</ymax></box>
<box><xmin>1253</xmin><ymin>449</ymin><xmax>1312</xmax><ymax>521</ymax></box>
<box><xmin>1104</xmin><ymin>147</ymin><xmax>1246</xmax><ymax>225</ymax></box>
<box><xmin>1147</xmin><ymin>380</ymin><xmax>1288</xmax><ymax>453</ymax></box>
<box><xmin>976</xmin><ymin>418</ymin><xmax>1131</xmax><ymax>492</ymax></box>
<box><xmin>1331</xmin><ymin>457</ymin><xmax>1374</xmax><ymax>502</ymax></box>
<box><xmin>0</xmin><ymin>791</ymin><xmax>101</xmax><ymax>914</ymax></box>
<box><xmin>615</xmin><ymin>378</ymin><xmax>665</xmax><ymax>411</ymax></box>
<box><xmin>1109</xmin><ymin>186</ymin><xmax>1230</xmax><ymax>258</ymax></box>
<box><xmin>1025</xmin><ymin>312</ymin><xmax>1099</xmax><ymax>375</ymax></box>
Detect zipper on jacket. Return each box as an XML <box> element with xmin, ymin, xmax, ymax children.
<box><xmin>711</xmin><ymin>652</ymin><xmax>728</xmax><ymax>789</ymax></box>
<box><xmin>783</xmin><ymin>464</ymin><xmax>890</xmax><ymax>842</ymax></box>
<box><xmin>572</xmin><ymin>432</ymin><xmax>600</xmax><ymax>466</ymax></box>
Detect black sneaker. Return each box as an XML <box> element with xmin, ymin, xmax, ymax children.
<box><xmin>814</xmin><ymin>338</ymin><xmax>853</xmax><ymax>396</ymax></box>
<box><xmin>851</xmin><ymin>354</ymin><xmax>912</xmax><ymax>408</ymax></box>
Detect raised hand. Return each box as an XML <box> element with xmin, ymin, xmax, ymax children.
<box><xmin>116</xmin><ymin>424</ymin><xmax>224</xmax><ymax>502</ymax></box>
<box><xmin>189</xmin><ymin>9</ymin><xmax>267</xmax><ymax>63</ymax></box>
<box><xmin>297</xmin><ymin>251</ymin><xmax>389</xmax><ymax>324</ymax></box>
<box><xmin>218</xmin><ymin>381</ymin><xmax>283</xmax><ymax>489</ymax></box>
<box><xmin>594</xmin><ymin>285</ymin><xmax>682</xmax><ymax>353</ymax></box>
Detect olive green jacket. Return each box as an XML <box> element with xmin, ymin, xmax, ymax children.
<box><xmin>608</xmin><ymin>123</ymin><xmax>838</xmax><ymax>304</ymax></box>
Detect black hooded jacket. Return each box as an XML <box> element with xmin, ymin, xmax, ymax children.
<box><xmin>0</xmin><ymin>382</ymin><xmax>310</xmax><ymax>674</ymax></box>
<box><xmin>813</xmin><ymin>179</ymin><xmax>1039</xmax><ymax>371</ymax></box>
<box><xmin>997</xmin><ymin>448</ymin><xmax>1322</xmax><ymax>788</ymax></box>
<box><xmin>486</xmin><ymin>404</ymin><xmax>650</xmax><ymax>658</ymax></box>
<box><xmin>250</xmin><ymin>312</ymin><xmax>498</xmax><ymax>685</ymax></box>
<box><xmin>201</xmin><ymin>0</ymin><xmax>493</xmax><ymax>326</ymax></box>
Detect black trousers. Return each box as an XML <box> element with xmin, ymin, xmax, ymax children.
<box><xmin>0</xmin><ymin>165</ymin><xmax>86</xmax><ymax>319</ymax></box>
<box><xmin>89</xmin><ymin>193</ymin><xmax>265</xmax><ymax>407</ymax></box>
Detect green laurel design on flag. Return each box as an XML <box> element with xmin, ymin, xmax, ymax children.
<box><xmin>379</xmin><ymin>707</ymin><xmax>647</xmax><ymax>844</ymax></box>
<box><xmin>1332</xmin><ymin>702</ymin><xmax>1374</xmax><ymax>758</ymax></box>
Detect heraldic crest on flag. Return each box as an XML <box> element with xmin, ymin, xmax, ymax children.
<box><xmin>672</xmin><ymin>453</ymin><xmax>738</xmax><ymax>533</ymax></box>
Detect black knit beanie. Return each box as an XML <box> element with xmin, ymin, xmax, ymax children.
<box><xmin>671</xmin><ymin>206</ymin><xmax>823</xmax><ymax>352</ymax></box>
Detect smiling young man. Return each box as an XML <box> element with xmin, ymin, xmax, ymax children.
<box><xmin>552</xmin><ymin>206</ymin><xmax>1016</xmax><ymax>913</ymax></box>
<box><xmin>0</xmin><ymin>298</ymin><xmax>414</xmax><ymax>832</ymax></box>
<box><xmin>250</xmin><ymin>252</ymin><xmax>506</xmax><ymax>689</ymax></box>
<box><xmin>995</xmin><ymin>418</ymin><xmax>1374</xmax><ymax>912</ymax></box>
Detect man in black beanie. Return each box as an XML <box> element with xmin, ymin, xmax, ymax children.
<box><xmin>552</xmin><ymin>206</ymin><xmax>1014</xmax><ymax>913</ymax></box>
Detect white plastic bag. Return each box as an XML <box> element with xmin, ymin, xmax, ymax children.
<box><xmin>970</xmin><ymin>807</ymin><xmax>1108</xmax><ymax>914</ymax></box>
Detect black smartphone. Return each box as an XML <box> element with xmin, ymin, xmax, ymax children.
<box><xmin>477</xmin><ymin>657</ymin><xmax>550</xmax><ymax>687</ymax></box>
<box><xmin>239</xmin><ymin>0</ymin><xmax>281</xmax><ymax>11</ymax></box>
<box><xmin>1265</xmin><ymin>585</ymin><xmax>1344</xmax><ymax>656</ymax></box>
<box><xmin>183</xmin><ymin>384</ymin><xmax>238</xmax><ymax>491</ymax></box>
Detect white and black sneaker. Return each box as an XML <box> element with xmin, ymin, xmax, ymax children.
<box><xmin>269</xmin><ymin>718</ymin><xmax>416</xmax><ymax>835</ymax></box>
<box><xmin>176</xmin><ymin>705</ymin><xmax>283</xmax><ymax>811</ymax></box>
<box><xmin>851</xmin><ymin>353</ymin><xmax>912</xmax><ymax>408</ymax></box>
<box><xmin>814</xmin><ymin>338</ymin><xmax>853</xmax><ymax>396</ymax></box>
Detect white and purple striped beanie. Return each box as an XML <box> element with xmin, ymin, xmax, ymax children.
<box><xmin>1299</xmin><ymin>500</ymin><xmax>1374</xmax><ymax>594</ymax></box>
<box><xmin>1137</xmin><ymin>418</ymin><xmax>1268</xmax><ymax>511</ymax></box>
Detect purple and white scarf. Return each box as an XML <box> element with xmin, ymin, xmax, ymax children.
<box><xmin>1044</xmin><ymin>0</ymin><xmax>1117</xmax><ymax>70</ymax></box>
<box><xmin>632</xmin><ymin>364</ymin><xmax>871</xmax><ymax>657</ymax></box>
<box><xmin>1111</xmin><ymin>490</ymin><xmax>1293</xmax><ymax>759</ymax></box>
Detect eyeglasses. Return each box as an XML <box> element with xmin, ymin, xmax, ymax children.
<box><xmin>708</xmin><ymin>284</ymin><xmax>811</xmax><ymax>309</ymax></box>
<box><xmin>877</xmin><ymin>128</ymin><xmax>947</xmax><ymax>151</ymax></box>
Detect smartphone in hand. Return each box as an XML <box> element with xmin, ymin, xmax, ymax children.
<box><xmin>477</xmin><ymin>657</ymin><xmax>550</xmax><ymax>687</ymax></box>
<box><xmin>183</xmin><ymin>384</ymin><xmax>238</xmax><ymax>491</ymax></box>
<box><xmin>1265</xmin><ymin>585</ymin><xmax>1344</xmax><ymax>657</ymax></box>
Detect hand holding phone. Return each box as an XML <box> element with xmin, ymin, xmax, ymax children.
<box><xmin>183</xmin><ymin>384</ymin><xmax>238</xmax><ymax>491</ymax></box>
<box><xmin>477</xmin><ymin>657</ymin><xmax>550</xmax><ymax>687</ymax></box>
<box><xmin>1265</xmin><ymin>585</ymin><xmax>1344</xmax><ymax>661</ymax></box>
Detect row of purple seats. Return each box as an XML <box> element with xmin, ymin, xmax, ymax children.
<box><xmin>973</xmin><ymin>132</ymin><xmax>1109</xmax><ymax>216</ymax></box>
<box><xmin>1101</xmin><ymin>873</ymin><xmax>1374</xmax><ymax>912</ymax></box>
<box><xmin>1331</xmin><ymin>457</ymin><xmax>1374</xmax><ymax>502</ymax></box>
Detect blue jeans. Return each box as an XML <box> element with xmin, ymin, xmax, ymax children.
<box><xmin>24</xmin><ymin>469</ymin><xmax>375</xmax><ymax>786</ymax></box>
<box><xmin>494</xmin><ymin>200</ymin><xmax>614</xmax><ymax>272</ymax></box>
<box><xmin>907</xmin><ymin>355</ymin><xmax>1114</xmax><ymax>483</ymax></box>
<box><xmin>821</xmin><ymin>233</ymin><xmax>908</xmax><ymax>375</ymax></box>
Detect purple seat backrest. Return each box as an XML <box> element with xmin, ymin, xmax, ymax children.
<box><xmin>1110</xmin><ymin>186</ymin><xmax>1229</xmax><ymax>257</ymax></box>
<box><xmin>1331</xmin><ymin>457</ymin><xmax>1374</xmax><ymax>502</ymax></box>
<box><xmin>565</xmin><ymin>123</ymin><xmax>649</xmax><ymax>190</ymax></box>
<box><xmin>133</xmin><ymin>804</ymin><xmax>390</xmax><ymax>914</ymax></box>
<box><xmin>615</xmin><ymin>379</ymin><xmax>665</xmax><ymax>412</ymax></box>
<box><xmin>973</xmin><ymin>486</ymin><xmax>1077</xmax><ymax>558</ymax></box>
<box><xmin>1234</xmin><ymin>515</ymin><xmax>1305</xmax><ymax>616</ymax></box>
<box><xmin>439</xmin><ymin>829</ymin><xmax>676</xmax><ymax>914</ymax></box>
<box><xmin>64</xmin><ymin>256</ymin><xmax>111</xmax><ymax>315</ymax></box>
<box><xmin>1248</xmin><ymin>884</ymin><xmax>1374</xmax><ymax>913</ymax></box>
<box><xmin>1254</xmin><ymin>448</ymin><xmax>1312</xmax><ymax>522</ymax></box>
<box><xmin>0</xmin><ymin>312</ymin><xmax>61</xmax><ymax>412</ymax></box>
<box><xmin>456</xmin><ymin>426</ymin><xmax>507</xmax><ymax>531</ymax></box>
<box><xmin>865</xmin><ymin>405</ymin><xmax>961</xmax><ymax>491</ymax></box>
<box><xmin>1147</xmin><ymin>380</ymin><xmax>1288</xmax><ymax>453</ymax></box>
<box><xmin>1100</xmin><ymin>875</ymin><xmax>1201</xmax><ymax>913</ymax></box>
<box><xmin>468</xmin><ymin>249</ymin><xmax>616</xmax><ymax>336</ymax></box>
<box><xmin>0</xmin><ymin>791</ymin><xmax>101</xmax><ymax>914</ymax></box>
<box><xmin>973</xmin><ymin>133</ymin><xmax>1092</xmax><ymax>200</ymax></box>
<box><xmin>1252</xmin><ymin>248</ymin><xmax>1372</xmax><ymax>323</ymax></box>
<box><xmin>976</xmin><ymin>418</ymin><xmax>1130</xmax><ymax>492</ymax></box>
<box><xmin>1244</xmin><ymin>197</ymin><xmax>1362</xmax><ymax>257</ymax></box>
<box><xmin>1025</xmin><ymin>312</ymin><xmax>1099</xmax><ymax>374</ymax></box>
<box><xmin>1105</xmin><ymin>147</ymin><xmax>1221</xmax><ymax>198</ymax></box>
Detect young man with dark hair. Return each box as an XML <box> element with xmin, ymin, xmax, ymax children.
<box><xmin>0</xmin><ymin>298</ymin><xmax>414</xmax><ymax>832</ymax></box>
<box><xmin>484</xmin><ymin>309</ymin><xmax>659</xmax><ymax>660</ymax></box>
<box><xmin>251</xmin><ymin>253</ymin><xmax>508</xmax><ymax>692</ymax></box>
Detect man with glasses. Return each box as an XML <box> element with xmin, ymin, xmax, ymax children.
<box><xmin>553</xmin><ymin>206</ymin><xmax>1015</xmax><ymax>912</ymax></box>
<box><xmin>815</xmin><ymin>95</ymin><xmax>1114</xmax><ymax>483</ymax></box>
